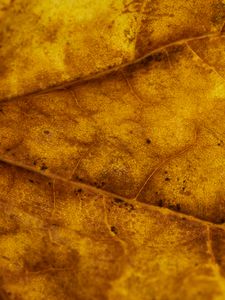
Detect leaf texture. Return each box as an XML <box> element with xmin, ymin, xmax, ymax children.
<box><xmin>1</xmin><ymin>0</ymin><xmax>225</xmax><ymax>299</ymax></box>
<box><xmin>0</xmin><ymin>0</ymin><xmax>225</xmax><ymax>99</ymax></box>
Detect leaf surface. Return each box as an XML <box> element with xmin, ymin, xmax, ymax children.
<box><xmin>0</xmin><ymin>0</ymin><xmax>225</xmax><ymax>99</ymax></box>
<box><xmin>1</xmin><ymin>1</ymin><xmax>225</xmax><ymax>299</ymax></box>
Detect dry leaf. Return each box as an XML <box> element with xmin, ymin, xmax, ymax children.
<box><xmin>1</xmin><ymin>0</ymin><xmax>225</xmax><ymax>299</ymax></box>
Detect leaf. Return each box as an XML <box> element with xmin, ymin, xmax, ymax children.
<box><xmin>1</xmin><ymin>0</ymin><xmax>225</xmax><ymax>299</ymax></box>
<box><xmin>0</xmin><ymin>0</ymin><xmax>225</xmax><ymax>99</ymax></box>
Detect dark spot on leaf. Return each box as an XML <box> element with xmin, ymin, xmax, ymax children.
<box><xmin>218</xmin><ymin>218</ymin><xmax>225</xmax><ymax>224</ymax></box>
<box><xmin>40</xmin><ymin>164</ymin><xmax>48</xmax><ymax>171</ymax></box>
<box><xmin>146</xmin><ymin>138</ymin><xmax>151</xmax><ymax>144</ymax></box>
<box><xmin>95</xmin><ymin>181</ymin><xmax>105</xmax><ymax>188</ymax></box>
<box><xmin>158</xmin><ymin>199</ymin><xmax>163</xmax><ymax>207</ymax></box>
<box><xmin>165</xmin><ymin>177</ymin><xmax>170</xmax><ymax>181</ymax></box>
<box><xmin>75</xmin><ymin>175</ymin><xmax>84</xmax><ymax>183</ymax></box>
<box><xmin>139</xmin><ymin>55</ymin><xmax>154</xmax><ymax>66</ymax></box>
<box><xmin>113</xmin><ymin>198</ymin><xmax>134</xmax><ymax>211</ymax></box>
<box><xmin>113</xmin><ymin>198</ymin><xmax>123</xmax><ymax>204</ymax></box>
<box><xmin>43</xmin><ymin>130</ymin><xmax>50</xmax><ymax>134</ymax></box>
<box><xmin>110</xmin><ymin>226</ymin><xmax>118</xmax><ymax>234</ymax></box>
<box><xmin>176</xmin><ymin>204</ymin><xmax>181</xmax><ymax>211</ymax></box>
<box><xmin>124</xmin><ymin>202</ymin><xmax>134</xmax><ymax>211</ymax></box>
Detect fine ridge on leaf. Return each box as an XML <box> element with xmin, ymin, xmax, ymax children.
<box><xmin>1</xmin><ymin>0</ymin><xmax>225</xmax><ymax>101</ymax></box>
<box><xmin>2</xmin><ymin>157</ymin><xmax>225</xmax><ymax>299</ymax></box>
<box><xmin>0</xmin><ymin>31</ymin><xmax>224</xmax><ymax>104</ymax></box>
<box><xmin>0</xmin><ymin>153</ymin><xmax>224</xmax><ymax>229</ymax></box>
<box><xmin>134</xmin><ymin>125</ymin><xmax>199</xmax><ymax>200</ymax></box>
<box><xmin>186</xmin><ymin>42</ymin><xmax>225</xmax><ymax>84</ymax></box>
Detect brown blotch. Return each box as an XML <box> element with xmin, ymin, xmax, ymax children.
<box><xmin>176</xmin><ymin>203</ymin><xmax>181</xmax><ymax>211</ymax></box>
<box><xmin>40</xmin><ymin>164</ymin><xmax>48</xmax><ymax>171</ymax></box>
<box><xmin>43</xmin><ymin>23</ymin><xmax>60</xmax><ymax>43</ymax></box>
<box><xmin>167</xmin><ymin>44</ymin><xmax>186</xmax><ymax>59</ymax></box>
<box><xmin>125</xmin><ymin>51</ymin><xmax>166</xmax><ymax>75</ymax></box>
<box><xmin>64</xmin><ymin>44</ymin><xmax>76</xmax><ymax>70</ymax></box>
<box><xmin>142</xmin><ymin>52</ymin><xmax>167</xmax><ymax>66</ymax></box>
<box><xmin>110</xmin><ymin>226</ymin><xmax>118</xmax><ymax>234</ymax></box>
<box><xmin>158</xmin><ymin>199</ymin><xmax>164</xmax><ymax>207</ymax></box>
<box><xmin>211</xmin><ymin>2</ymin><xmax>225</xmax><ymax>25</ymax></box>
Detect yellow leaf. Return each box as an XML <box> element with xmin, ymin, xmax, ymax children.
<box><xmin>1</xmin><ymin>0</ymin><xmax>225</xmax><ymax>299</ymax></box>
